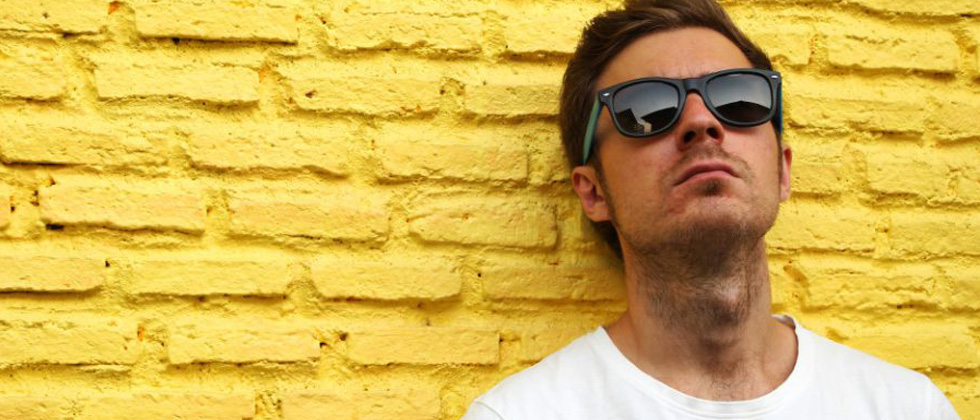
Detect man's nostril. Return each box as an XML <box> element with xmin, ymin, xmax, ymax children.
<box><xmin>707</xmin><ymin>127</ymin><xmax>720</xmax><ymax>138</ymax></box>
<box><xmin>683</xmin><ymin>131</ymin><xmax>696</xmax><ymax>143</ymax></box>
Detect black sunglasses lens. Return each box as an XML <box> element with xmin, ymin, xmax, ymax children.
<box><xmin>612</xmin><ymin>82</ymin><xmax>680</xmax><ymax>135</ymax></box>
<box><xmin>706</xmin><ymin>73</ymin><xmax>772</xmax><ymax>124</ymax></box>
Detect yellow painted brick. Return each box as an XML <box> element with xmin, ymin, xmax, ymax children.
<box><xmin>958</xmin><ymin>169</ymin><xmax>980</xmax><ymax>204</ymax></box>
<box><xmin>769</xmin><ymin>259</ymin><xmax>801</xmax><ymax>310</ymax></box>
<box><xmin>788</xmin><ymin>137</ymin><xmax>847</xmax><ymax>196</ymax></box>
<box><xmin>40</xmin><ymin>177</ymin><xmax>206</xmax><ymax>232</ymax></box>
<box><xmin>866</xmin><ymin>148</ymin><xmax>949</xmax><ymax>197</ymax></box>
<box><xmin>0</xmin><ymin>316</ymin><xmax>137</xmax><ymax>365</ymax></box>
<box><xmin>282</xmin><ymin>387</ymin><xmax>440</xmax><ymax>420</ymax></box>
<box><xmin>845</xmin><ymin>324</ymin><xmax>979</xmax><ymax>369</ymax></box>
<box><xmin>94</xmin><ymin>59</ymin><xmax>259</xmax><ymax>105</ymax></box>
<box><xmin>500</xmin><ymin>2</ymin><xmax>601</xmax><ymax>55</ymax></box>
<box><xmin>741</xmin><ymin>24</ymin><xmax>813</xmax><ymax>66</ymax></box>
<box><xmin>888</xmin><ymin>212</ymin><xmax>980</xmax><ymax>257</ymax></box>
<box><xmin>134</xmin><ymin>0</ymin><xmax>298</xmax><ymax>43</ymax></box>
<box><xmin>330</xmin><ymin>9</ymin><xmax>482</xmax><ymax>52</ymax></box>
<box><xmin>185</xmin><ymin>122</ymin><xmax>349</xmax><ymax>176</ymax></box>
<box><xmin>482</xmin><ymin>263</ymin><xmax>624</xmax><ymax>301</ymax></box>
<box><xmin>465</xmin><ymin>83</ymin><xmax>559</xmax><ymax>117</ymax></box>
<box><xmin>409</xmin><ymin>196</ymin><xmax>557</xmax><ymax>249</ymax></box>
<box><xmin>785</xmin><ymin>75</ymin><xmax>928</xmax><ymax>133</ymax></box>
<box><xmin>76</xmin><ymin>393</ymin><xmax>254</xmax><ymax>420</ymax></box>
<box><xmin>280</xmin><ymin>61</ymin><xmax>441</xmax><ymax>115</ymax></box>
<box><xmin>827</xmin><ymin>32</ymin><xmax>959</xmax><ymax>73</ymax></box>
<box><xmin>0</xmin><ymin>185</ymin><xmax>10</xmax><ymax>229</ymax></box>
<box><xmin>0</xmin><ymin>47</ymin><xmax>66</xmax><ymax>101</ymax></box>
<box><xmin>312</xmin><ymin>255</ymin><xmax>460</xmax><ymax>300</ymax></box>
<box><xmin>129</xmin><ymin>255</ymin><xmax>292</xmax><ymax>296</ymax></box>
<box><xmin>0</xmin><ymin>254</ymin><xmax>104</xmax><ymax>292</ymax></box>
<box><xmin>931</xmin><ymin>97</ymin><xmax>980</xmax><ymax>143</ymax></box>
<box><xmin>0</xmin><ymin>396</ymin><xmax>73</xmax><ymax>420</ymax></box>
<box><xmin>518</xmin><ymin>324</ymin><xmax>596</xmax><ymax>362</ymax></box>
<box><xmin>347</xmin><ymin>327</ymin><xmax>498</xmax><ymax>365</ymax></box>
<box><xmin>767</xmin><ymin>202</ymin><xmax>876</xmax><ymax>252</ymax></box>
<box><xmin>796</xmin><ymin>256</ymin><xmax>942</xmax><ymax>309</ymax></box>
<box><xmin>0</xmin><ymin>0</ymin><xmax>105</xmax><ymax>33</ymax></box>
<box><xmin>848</xmin><ymin>0</ymin><xmax>980</xmax><ymax>15</ymax></box>
<box><xmin>375</xmin><ymin>124</ymin><xmax>528</xmax><ymax>182</ymax></box>
<box><xmin>228</xmin><ymin>188</ymin><xmax>388</xmax><ymax>241</ymax></box>
<box><xmin>0</xmin><ymin>115</ymin><xmax>161</xmax><ymax>166</ymax></box>
<box><xmin>940</xmin><ymin>262</ymin><xmax>980</xmax><ymax>310</ymax></box>
<box><xmin>167</xmin><ymin>319</ymin><xmax>319</xmax><ymax>364</ymax></box>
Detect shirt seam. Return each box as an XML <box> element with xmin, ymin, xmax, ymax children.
<box><xmin>474</xmin><ymin>400</ymin><xmax>507</xmax><ymax>420</ymax></box>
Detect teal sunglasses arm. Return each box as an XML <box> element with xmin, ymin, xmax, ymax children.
<box><xmin>581</xmin><ymin>98</ymin><xmax>602</xmax><ymax>165</ymax></box>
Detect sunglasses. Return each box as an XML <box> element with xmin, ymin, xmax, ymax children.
<box><xmin>581</xmin><ymin>68</ymin><xmax>782</xmax><ymax>165</ymax></box>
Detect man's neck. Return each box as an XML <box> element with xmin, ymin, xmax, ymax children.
<box><xmin>605</xmin><ymin>239</ymin><xmax>797</xmax><ymax>401</ymax></box>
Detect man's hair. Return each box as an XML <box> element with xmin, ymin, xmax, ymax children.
<box><xmin>559</xmin><ymin>0</ymin><xmax>776</xmax><ymax>259</ymax></box>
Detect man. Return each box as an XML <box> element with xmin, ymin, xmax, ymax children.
<box><xmin>462</xmin><ymin>0</ymin><xmax>962</xmax><ymax>419</ymax></box>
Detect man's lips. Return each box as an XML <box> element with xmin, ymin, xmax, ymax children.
<box><xmin>674</xmin><ymin>161</ymin><xmax>738</xmax><ymax>186</ymax></box>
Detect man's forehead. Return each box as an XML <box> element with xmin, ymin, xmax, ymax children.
<box><xmin>597</xmin><ymin>27</ymin><xmax>754</xmax><ymax>87</ymax></box>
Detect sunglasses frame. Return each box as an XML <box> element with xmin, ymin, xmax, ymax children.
<box><xmin>581</xmin><ymin>68</ymin><xmax>782</xmax><ymax>165</ymax></box>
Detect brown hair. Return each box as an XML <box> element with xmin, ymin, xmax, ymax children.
<box><xmin>559</xmin><ymin>0</ymin><xmax>776</xmax><ymax>259</ymax></box>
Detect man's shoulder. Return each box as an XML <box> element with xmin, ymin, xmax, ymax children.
<box><xmin>472</xmin><ymin>327</ymin><xmax>607</xmax><ymax>415</ymax></box>
<box><xmin>802</xmin><ymin>326</ymin><xmax>930</xmax><ymax>383</ymax></box>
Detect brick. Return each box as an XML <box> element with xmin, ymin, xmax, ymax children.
<box><xmin>0</xmin><ymin>185</ymin><xmax>10</xmax><ymax>229</ymax></box>
<box><xmin>941</xmin><ymin>262</ymin><xmax>980</xmax><ymax>310</ymax></box>
<box><xmin>826</xmin><ymin>31</ymin><xmax>959</xmax><ymax>73</ymax></box>
<box><xmin>375</xmin><ymin>125</ymin><xmax>528</xmax><ymax>182</ymax></box>
<box><xmin>889</xmin><ymin>212</ymin><xmax>980</xmax><ymax>257</ymax></box>
<box><xmin>788</xmin><ymin>138</ymin><xmax>847</xmax><ymax>196</ymax></box>
<box><xmin>94</xmin><ymin>59</ymin><xmax>259</xmax><ymax>105</ymax></box>
<box><xmin>0</xmin><ymin>116</ymin><xmax>160</xmax><ymax>166</ymax></box>
<box><xmin>0</xmin><ymin>396</ymin><xmax>73</xmax><ymax>420</ymax></box>
<box><xmin>0</xmin><ymin>0</ymin><xmax>105</xmax><ymax>33</ymax></box>
<box><xmin>0</xmin><ymin>316</ymin><xmax>137</xmax><ymax>365</ymax></box>
<box><xmin>464</xmin><ymin>83</ymin><xmax>559</xmax><ymax>117</ymax></box>
<box><xmin>346</xmin><ymin>327</ymin><xmax>498</xmax><ymax>365</ymax></box>
<box><xmin>796</xmin><ymin>256</ymin><xmax>942</xmax><ymax>309</ymax></box>
<box><xmin>77</xmin><ymin>393</ymin><xmax>254</xmax><ymax>420</ymax></box>
<box><xmin>0</xmin><ymin>48</ymin><xmax>66</xmax><ymax>101</ymax></box>
<box><xmin>185</xmin><ymin>122</ymin><xmax>349</xmax><ymax>175</ymax></box>
<box><xmin>0</xmin><ymin>254</ymin><xmax>104</xmax><ymax>292</ymax></box>
<box><xmin>228</xmin><ymin>189</ymin><xmax>388</xmax><ymax>241</ymax></box>
<box><xmin>167</xmin><ymin>320</ymin><xmax>319</xmax><ymax>364</ymax></box>
<box><xmin>482</xmin><ymin>263</ymin><xmax>624</xmax><ymax>301</ymax></box>
<box><xmin>518</xmin><ymin>324</ymin><xmax>597</xmax><ymax>362</ymax></box>
<box><xmin>39</xmin><ymin>177</ymin><xmax>206</xmax><ymax>233</ymax></box>
<box><xmin>311</xmin><ymin>255</ymin><xmax>460</xmax><ymax>300</ymax></box>
<box><xmin>740</xmin><ymin>24</ymin><xmax>813</xmax><ymax>66</ymax></box>
<box><xmin>845</xmin><ymin>324</ymin><xmax>979</xmax><ymax>369</ymax></box>
<box><xmin>282</xmin><ymin>387</ymin><xmax>440</xmax><ymax>420</ymax></box>
<box><xmin>958</xmin><ymin>169</ymin><xmax>980</xmax><ymax>204</ymax></box>
<box><xmin>129</xmin><ymin>256</ymin><xmax>292</xmax><ymax>296</ymax></box>
<box><xmin>931</xmin><ymin>97</ymin><xmax>980</xmax><ymax>143</ymax></box>
<box><xmin>848</xmin><ymin>0</ymin><xmax>980</xmax><ymax>16</ymax></box>
<box><xmin>279</xmin><ymin>61</ymin><xmax>441</xmax><ymax>115</ymax></box>
<box><xmin>409</xmin><ymin>197</ymin><xmax>557</xmax><ymax>249</ymax></box>
<box><xmin>767</xmin><ymin>202</ymin><xmax>876</xmax><ymax>252</ymax></box>
<box><xmin>866</xmin><ymin>149</ymin><xmax>949</xmax><ymax>197</ymax></box>
<box><xmin>500</xmin><ymin>3</ymin><xmax>601</xmax><ymax>55</ymax></box>
<box><xmin>330</xmin><ymin>9</ymin><xmax>481</xmax><ymax>52</ymax></box>
<box><xmin>134</xmin><ymin>0</ymin><xmax>298</xmax><ymax>43</ymax></box>
<box><xmin>785</xmin><ymin>75</ymin><xmax>928</xmax><ymax>133</ymax></box>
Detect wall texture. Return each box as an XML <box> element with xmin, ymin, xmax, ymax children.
<box><xmin>0</xmin><ymin>0</ymin><xmax>977</xmax><ymax>419</ymax></box>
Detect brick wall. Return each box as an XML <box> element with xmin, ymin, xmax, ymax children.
<box><xmin>0</xmin><ymin>0</ymin><xmax>977</xmax><ymax>419</ymax></box>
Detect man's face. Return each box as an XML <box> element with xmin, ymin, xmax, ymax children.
<box><xmin>571</xmin><ymin>27</ymin><xmax>792</xmax><ymax>257</ymax></box>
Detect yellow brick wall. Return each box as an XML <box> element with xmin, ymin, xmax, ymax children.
<box><xmin>0</xmin><ymin>0</ymin><xmax>977</xmax><ymax>419</ymax></box>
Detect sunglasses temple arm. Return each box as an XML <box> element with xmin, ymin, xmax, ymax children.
<box><xmin>581</xmin><ymin>98</ymin><xmax>602</xmax><ymax>165</ymax></box>
<box><xmin>774</xmin><ymin>84</ymin><xmax>783</xmax><ymax>136</ymax></box>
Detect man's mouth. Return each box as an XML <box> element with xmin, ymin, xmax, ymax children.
<box><xmin>674</xmin><ymin>162</ymin><xmax>738</xmax><ymax>186</ymax></box>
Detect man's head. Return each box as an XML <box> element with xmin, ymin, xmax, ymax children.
<box><xmin>560</xmin><ymin>0</ymin><xmax>791</xmax><ymax>262</ymax></box>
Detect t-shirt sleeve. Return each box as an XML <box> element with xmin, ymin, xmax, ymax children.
<box><xmin>926</xmin><ymin>381</ymin><xmax>962</xmax><ymax>420</ymax></box>
<box><xmin>460</xmin><ymin>401</ymin><xmax>506</xmax><ymax>420</ymax></box>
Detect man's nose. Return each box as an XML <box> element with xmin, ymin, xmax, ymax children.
<box><xmin>674</xmin><ymin>92</ymin><xmax>725</xmax><ymax>150</ymax></box>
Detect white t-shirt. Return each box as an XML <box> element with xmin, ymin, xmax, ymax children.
<box><xmin>462</xmin><ymin>315</ymin><xmax>961</xmax><ymax>420</ymax></box>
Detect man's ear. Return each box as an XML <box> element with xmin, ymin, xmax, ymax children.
<box><xmin>571</xmin><ymin>165</ymin><xmax>612</xmax><ymax>222</ymax></box>
<box><xmin>779</xmin><ymin>145</ymin><xmax>792</xmax><ymax>202</ymax></box>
